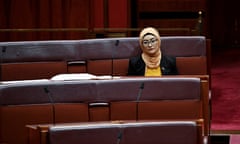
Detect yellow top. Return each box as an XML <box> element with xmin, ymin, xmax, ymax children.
<box><xmin>144</xmin><ymin>66</ymin><xmax>162</xmax><ymax>76</ymax></box>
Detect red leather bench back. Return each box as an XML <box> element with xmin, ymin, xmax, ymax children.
<box><xmin>0</xmin><ymin>36</ymin><xmax>209</xmax><ymax>80</ymax></box>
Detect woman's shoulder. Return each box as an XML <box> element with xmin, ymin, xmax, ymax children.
<box><xmin>161</xmin><ymin>55</ymin><xmax>177</xmax><ymax>67</ymax></box>
<box><xmin>129</xmin><ymin>55</ymin><xmax>142</xmax><ymax>62</ymax></box>
<box><xmin>161</xmin><ymin>55</ymin><xmax>178</xmax><ymax>75</ymax></box>
<box><xmin>162</xmin><ymin>55</ymin><xmax>176</xmax><ymax>62</ymax></box>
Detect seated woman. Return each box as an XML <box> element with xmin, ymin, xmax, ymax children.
<box><xmin>128</xmin><ymin>27</ymin><xmax>178</xmax><ymax>76</ymax></box>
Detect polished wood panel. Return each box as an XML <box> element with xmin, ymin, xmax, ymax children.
<box><xmin>137</xmin><ymin>0</ymin><xmax>206</xmax><ymax>12</ymax></box>
<box><xmin>133</xmin><ymin>0</ymin><xmax>208</xmax><ymax>36</ymax></box>
<box><xmin>0</xmin><ymin>0</ymin><xmax>130</xmax><ymax>41</ymax></box>
<box><xmin>0</xmin><ymin>0</ymin><xmax>90</xmax><ymax>41</ymax></box>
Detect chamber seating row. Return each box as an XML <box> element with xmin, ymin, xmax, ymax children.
<box><xmin>0</xmin><ymin>77</ymin><xmax>210</xmax><ymax>144</ymax></box>
<box><xmin>27</xmin><ymin>120</ymin><xmax>204</xmax><ymax>144</ymax></box>
<box><xmin>0</xmin><ymin>36</ymin><xmax>210</xmax><ymax>81</ymax></box>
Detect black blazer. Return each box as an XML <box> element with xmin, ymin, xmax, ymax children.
<box><xmin>127</xmin><ymin>55</ymin><xmax>178</xmax><ymax>76</ymax></box>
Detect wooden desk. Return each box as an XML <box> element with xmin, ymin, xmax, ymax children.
<box><xmin>27</xmin><ymin>124</ymin><xmax>50</xmax><ymax>144</ymax></box>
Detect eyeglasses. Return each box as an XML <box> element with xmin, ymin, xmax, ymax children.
<box><xmin>142</xmin><ymin>38</ymin><xmax>158</xmax><ymax>47</ymax></box>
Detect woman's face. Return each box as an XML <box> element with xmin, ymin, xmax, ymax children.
<box><xmin>142</xmin><ymin>34</ymin><xmax>160</xmax><ymax>56</ymax></box>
